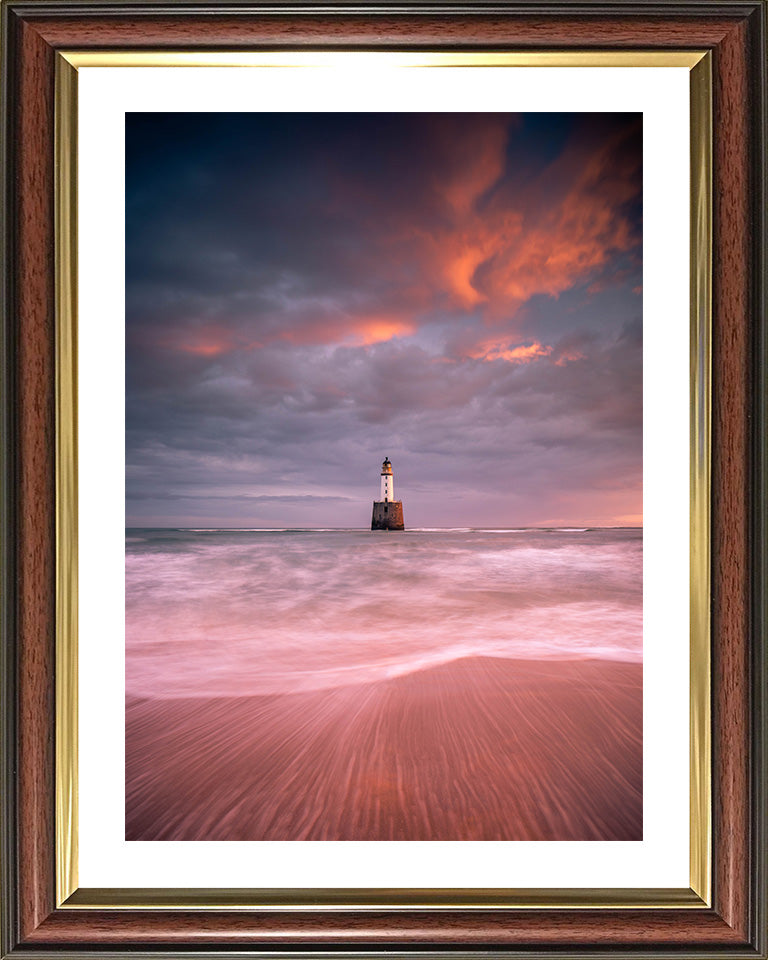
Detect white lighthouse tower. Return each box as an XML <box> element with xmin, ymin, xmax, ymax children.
<box><xmin>371</xmin><ymin>457</ymin><xmax>405</xmax><ymax>531</ymax></box>
<box><xmin>380</xmin><ymin>457</ymin><xmax>394</xmax><ymax>502</ymax></box>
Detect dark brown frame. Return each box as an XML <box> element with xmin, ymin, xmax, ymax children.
<box><xmin>1</xmin><ymin>2</ymin><xmax>766</xmax><ymax>956</ymax></box>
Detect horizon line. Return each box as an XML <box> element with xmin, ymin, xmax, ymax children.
<box><xmin>125</xmin><ymin>524</ymin><xmax>644</xmax><ymax>531</ymax></box>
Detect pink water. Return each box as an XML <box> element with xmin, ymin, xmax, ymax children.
<box><xmin>125</xmin><ymin>527</ymin><xmax>642</xmax><ymax>699</ymax></box>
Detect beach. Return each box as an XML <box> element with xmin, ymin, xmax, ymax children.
<box><xmin>126</xmin><ymin>654</ymin><xmax>642</xmax><ymax>841</ymax></box>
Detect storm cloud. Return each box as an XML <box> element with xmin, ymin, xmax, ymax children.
<box><xmin>126</xmin><ymin>113</ymin><xmax>642</xmax><ymax>527</ymax></box>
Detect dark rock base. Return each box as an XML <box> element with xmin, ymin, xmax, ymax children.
<box><xmin>371</xmin><ymin>500</ymin><xmax>404</xmax><ymax>530</ymax></box>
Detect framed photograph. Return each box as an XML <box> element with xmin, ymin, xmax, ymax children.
<box><xmin>1</xmin><ymin>2</ymin><xmax>766</xmax><ymax>957</ymax></box>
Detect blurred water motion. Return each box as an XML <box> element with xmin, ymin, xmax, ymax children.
<box><xmin>125</xmin><ymin>528</ymin><xmax>642</xmax><ymax>841</ymax></box>
<box><xmin>126</xmin><ymin>527</ymin><xmax>642</xmax><ymax>699</ymax></box>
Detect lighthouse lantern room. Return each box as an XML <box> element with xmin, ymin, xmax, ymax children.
<box><xmin>371</xmin><ymin>457</ymin><xmax>405</xmax><ymax>531</ymax></box>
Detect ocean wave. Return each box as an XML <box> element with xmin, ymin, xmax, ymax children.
<box><xmin>126</xmin><ymin>529</ymin><xmax>642</xmax><ymax>699</ymax></box>
<box><xmin>407</xmin><ymin>527</ymin><xmax>473</xmax><ymax>533</ymax></box>
<box><xmin>476</xmin><ymin>528</ymin><xmax>529</xmax><ymax>534</ymax></box>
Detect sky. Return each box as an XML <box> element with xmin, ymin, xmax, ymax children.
<box><xmin>126</xmin><ymin>112</ymin><xmax>642</xmax><ymax>528</ymax></box>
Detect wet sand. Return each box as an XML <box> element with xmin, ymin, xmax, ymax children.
<box><xmin>126</xmin><ymin>656</ymin><xmax>642</xmax><ymax>841</ymax></box>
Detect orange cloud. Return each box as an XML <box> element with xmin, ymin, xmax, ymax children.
<box><xmin>277</xmin><ymin>313</ymin><xmax>415</xmax><ymax>348</ymax></box>
<box><xmin>353</xmin><ymin>318</ymin><xmax>415</xmax><ymax>345</ymax></box>
<box><xmin>179</xmin><ymin>341</ymin><xmax>229</xmax><ymax>357</ymax></box>
<box><xmin>300</xmin><ymin>117</ymin><xmax>639</xmax><ymax>354</ymax></box>
<box><xmin>150</xmin><ymin>310</ymin><xmax>415</xmax><ymax>358</ymax></box>
<box><xmin>554</xmin><ymin>348</ymin><xmax>585</xmax><ymax>366</ymax></box>
<box><xmin>472</xmin><ymin>340</ymin><xmax>553</xmax><ymax>364</ymax></box>
<box><xmin>420</xmin><ymin>123</ymin><xmax>641</xmax><ymax>318</ymax></box>
<box><xmin>443</xmin><ymin>243</ymin><xmax>493</xmax><ymax>307</ymax></box>
<box><xmin>160</xmin><ymin>327</ymin><xmax>245</xmax><ymax>357</ymax></box>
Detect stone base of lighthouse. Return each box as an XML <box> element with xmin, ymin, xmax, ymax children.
<box><xmin>371</xmin><ymin>500</ymin><xmax>404</xmax><ymax>531</ymax></box>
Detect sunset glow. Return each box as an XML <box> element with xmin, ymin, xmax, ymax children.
<box><xmin>126</xmin><ymin>113</ymin><xmax>642</xmax><ymax>527</ymax></box>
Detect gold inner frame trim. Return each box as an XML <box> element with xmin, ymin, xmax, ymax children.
<box><xmin>61</xmin><ymin>50</ymin><xmax>706</xmax><ymax>69</ymax></box>
<box><xmin>62</xmin><ymin>887</ymin><xmax>705</xmax><ymax>911</ymax></box>
<box><xmin>54</xmin><ymin>49</ymin><xmax>712</xmax><ymax>912</ymax></box>
<box><xmin>54</xmin><ymin>51</ymin><xmax>79</xmax><ymax>912</ymax></box>
<box><xmin>688</xmin><ymin>52</ymin><xmax>713</xmax><ymax>909</ymax></box>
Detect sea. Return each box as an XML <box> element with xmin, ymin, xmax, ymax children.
<box><xmin>125</xmin><ymin>527</ymin><xmax>642</xmax><ymax>700</ymax></box>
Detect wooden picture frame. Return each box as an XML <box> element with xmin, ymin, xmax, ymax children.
<box><xmin>1</xmin><ymin>1</ymin><xmax>766</xmax><ymax>956</ymax></box>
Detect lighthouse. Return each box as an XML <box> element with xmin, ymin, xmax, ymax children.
<box><xmin>371</xmin><ymin>457</ymin><xmax>405</xmax><ymax>531</ymax></box>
